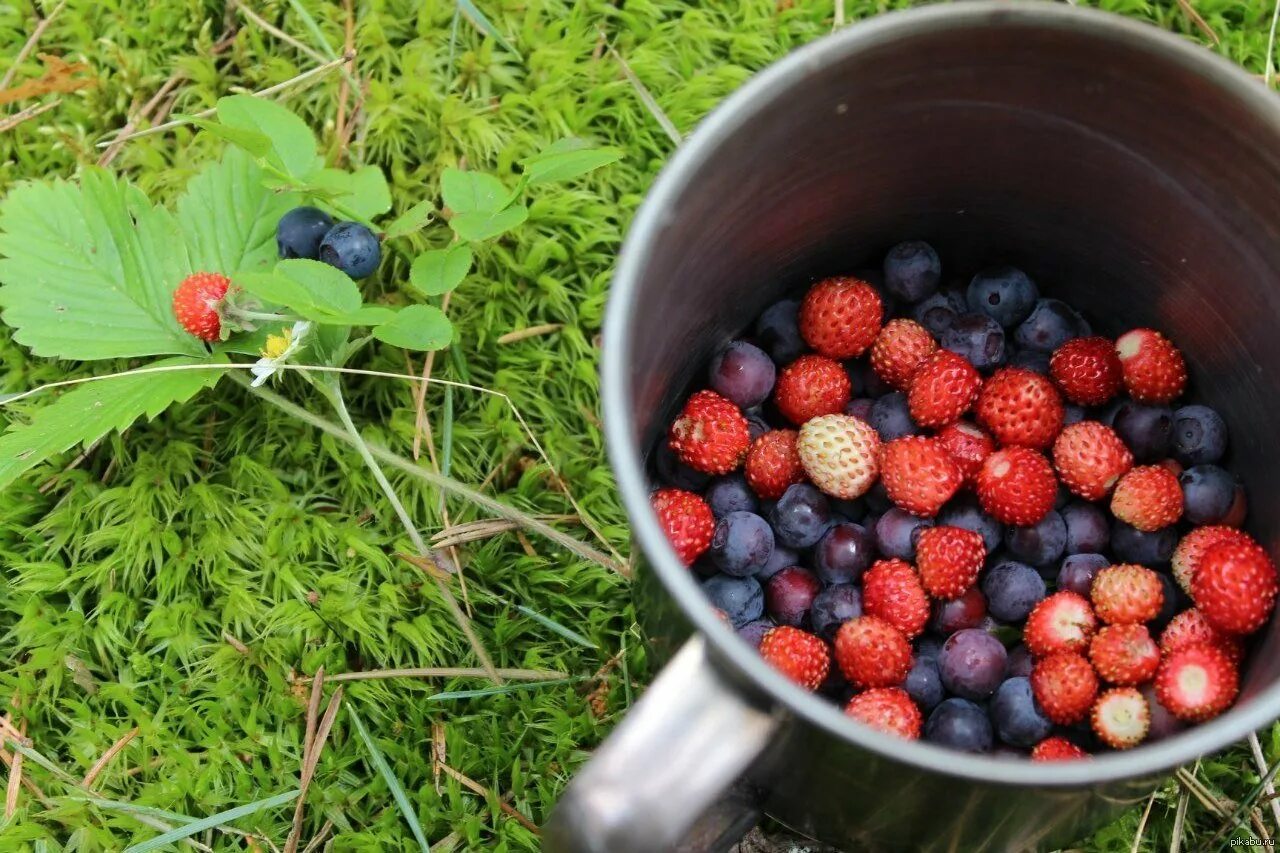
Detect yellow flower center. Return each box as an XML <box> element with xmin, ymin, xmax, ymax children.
<box><xmin>262</xmin><ymin>329</ymin><xmax>292</xmax><ymax>360</ymax></box>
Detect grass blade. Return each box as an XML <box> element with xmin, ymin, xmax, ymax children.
<box><xmin>285</xmin><ymin>0</ymin><xmax>339</xmax><ymax>60</ymax></box>
<box><xmin>456</xmin><ymin>0</ymin><xmax>521</xmax><ymax>57</ymax></box>
<box><xmin>348</xmin><ymin>706</ymin><xmax>431</xmax><ymax>853</ymax></box>
<box><xmin>509</xmin><ymin>601</ymin><xmax>597</xmax><ymax>649</ymax></box>
<box><xmin>123</xmin><ymin>789</ymin><xmax>299</xmax><ymax>853</ymax></box>
<box><xmin>76</xmin><ymin>793</ymin><xmax>199</xmax><ymax>826</ymax></box>
<box><xmin>427</xmin><ymin>675</ymin><xmax>586</xmax><ymax>702</ymax></box>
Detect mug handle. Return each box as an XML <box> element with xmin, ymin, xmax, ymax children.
<box><xmin>542</xmin><ymin>635</ymin><xmax>779</xmax><ymax>853</ymax></box>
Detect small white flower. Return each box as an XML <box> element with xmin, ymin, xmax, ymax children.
<box><xmin>250</xmin><ymin>321</ymin><xmax>312</xmax><ymax>387</ymax></box>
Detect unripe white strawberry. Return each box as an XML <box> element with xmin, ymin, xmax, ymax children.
<box><xmin>796</xmin><ymin>414</ymin><xmax>880</xmax><ymax>500</ymax></box>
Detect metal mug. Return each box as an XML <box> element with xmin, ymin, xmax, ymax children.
<box><xmin>545</xmin><ymin>3</ymin><xmax>1280</xmax><ymax>850</ymax></box>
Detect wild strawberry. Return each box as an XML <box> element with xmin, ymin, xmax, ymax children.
<box><xmin>870</xmin><ymin>318</ymin><xmax>937</xmax><ymax>391</ymax></box>
<box><xmin>878</xmin><ymin>436</ymin><xmax>963</xmax><ymax>517</ymax></box>
<box><xmin>861</xmin><ymin>558</ymin><xmax>930</xmax><ymax>639</ymax></box>
<box><xmin>1160</xmin><ymin>609</ymin><xmax>1244</xmax><ymax>663</ymax></box>
<box><xmin>1031</xmin><ymin>737</ymin><xmax>1089</xmax><ymax>761</ymax></box>
<box><xmin>795</xmin><ymin>414</ymin><xmax>880</xmax><ymax>500</ymax></box>
<box><xmin>1088</xmin><ymin>624</ymin><xmax>1160</xmax><ymax>685</ymax></box>
<box><xmin>744</xmin><ymin>429</ymin><xmax>806</xmax><ymax>499</ymax></box>
<box><xmin>774</xmin><ymin>354</ymin><xmax>852</xmax><ymax>425</ymax></box>
<box><xmin>759</xmin><ymin>626</ymin><xmax>831</xmax><ymax>691</ymax></box>
<box><xmin>1171</xmin><ymin>526</ymin><xmax>1256</xmax><ymax>594</ymax></box>
<box><xmin>1031</xmin><ymin>652</ymin><xmax>1099</xmax><ymax>724</ymax></box>
<box><xmin>915</xmin><ymin>526</ymin><xmax>985</xmax><ymax>599</ymax></box>
<box><xmin>1192</xmin><ymin>540</ymin><xmax>1279</xmax><ymax>636</ymax></box>
<box><xmin>975</xmin><ymin>446</ymin><xmax>1057</xmax><ymax>526</ymax></box>
<box><xmin>668</xmin><ymin>390</ymin><xmax>750</xmax><ymax>475</ymax></box>
<box><xmin>834</xmin><ymin>616</ymin><xmax>913</xmax><ymax>689</ymax></box>
<box><xmin>798</xmin><ymin>276</ymin><xmax>883</xmax><ymax>359</ymax></box>
<box><xmin>650</xmin><ymin>488</ymin><xmax>714</xmax><ymax>565</ymax></box>
<box><xmin>1052</xmin><ymin>421</ymin><xmax>1133</xmax><ymax>501</ymax></box>
<box><xmin>1025</xmin><ymin>591</ymin><xmax>1098</xmax><ymax>657</ymax></box>
<box><xmin>907</xmin><ymin>349</ymin><xmax>982</xmax><ymax>429</ymax></box>
<box><xmin>1091</xmin><ymin>687</ymin><xmax>1150</xmax><ymax>749</ymax></box>
<box><xmin>1115</xmin><ymin>328</ymin><xmax>1187</xmax><ymax>404</ymax></box>
<box><xmin>975</xmin><ymin>367</ymin><xmax>1065</xmax><ymax>449</ymax></box>
<box><xmin>936</xmin><ymin>420</ymin><xmax>994</xmax><ymax>486</ymax></box>
<box><xmin>1049</xmin><ymin>336</ymin><xmax>1123</xmax><ymax>406</ymax></box>
<box><xmin>1155</xmin><ymin>643</ymin><xmax>1238</xmax><ymax>721</ymax></box>
<box><xmin>172</xmin><ymin>272</ymin><xmax>232</xmax><ymax>341</ymax></box>
<box><xmin>1091</xmin><ymin>564</ymin><xmax>1164</xmax><ymax>626</ymax></box>
<box><xmin>844</xmin><ymin>687</ymin><xmax>922</xmax><ymax>739</ymax></box>
<box><xmin>1110</xmin><ymin>465</ymin><xmax>1183</xmax><ymax>532</ymax></box>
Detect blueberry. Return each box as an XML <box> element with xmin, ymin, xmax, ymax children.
<box><xmin>1006</xmin><ymin>644</ymin><xmax>1035</xmax><ymax>678</ymax></box>
<box><xmin>845</xmin><ymin>398</ymin><xmax>875</xmax><ymax>421</ymax></box>
<box><xmin>770</xmin><ymin>484</ymin><xmax>832</xmax><ymax>549</ymax></box>
<box><xmin>765</xmin><ymin>566</ymin><xmax>821</xmax><ymax>627</ymax></box>
<box><xmin>814</xmin><ymin>522</ymin><xmax>876</xmax><ymax>584</ymax></box>
<box><xmin>1063</xmin><ymin>404</ymin><xmax>1087</xmax><ymax>426</ymax></box>
<box><xmin>1008</xmin><ymin>347</ymin><xmax>1051</xmax><ymax>375</ymax></box>
<box><xmin>319</xmin><ymin>221</ymin><xmax>381</xmax><ymax>279</ymax></box>
<box><xmin>1061</xmin><ymin>501</ymin><xmax>1109</xmax><ymax>554</ymax></box>
<box><xmin>1153</xmin><ymin>572</ymin><xmax>1183</xmax><ymax>632</ymax></box>
<box><xmin>745</xmin><ymin>410</ymin><xmax>772</xmax><ymax>442</ymax></box>
<box><xmin>915</xmin><ymin>635</ymin><xmax>944</xmax><ymax>661</ymax></box>
<box><xmin>883</xmin><ymin>240</ymin><xmax>942</xmax><ymax>302</ymax></box>
<box><xmin>981</xmin><ymin>561</ymin><xmax>1046</xmax><ymax>622</ymax></box>
<box><xmin>1141</xmin><ymin>684</ymin><xmax>1187</xmax><ymax>742</ymax></box>
<box><xmin>990</xmin><ymin>677</ymin><xmax>1054</xmax><ymax>747</ymax></box>
<box><xmin>850</xmin><ymin>360</ymin><xmax>891</xmax><ymax>398</ymax></box>
<box><xmin>1005</xmin><ymin>510</ymin><xmax>1067</xmax><ymax>568</ymax></box>
<box><xmin>736</xmin><ymin>618</ymin><xmax>776</xmax><ymax>648</ymax></box>
<box><xmin>1057</xmin><ymin>553</ymin><xmax>1109</xmax><ymax>598</ymax></box>
<box><xmin>830</xmin><ymin>498</ymin><xmax>868</xmax><ymax>524</ymax></box>
<box><xmin>966</xmin><ymin>266</ymin><xmax>1039</xmax><ymax>328</ymax></box>
<box><xmin>709</xmin><ymin>341</ymin><xmax>776</xmax><ymax>409</ymax></box>
<box><xmin>912</xmin><ymin>291</ymin><xmax>966</xmax><ymax>337</ymax></box>
<box><xmin>926</xmin><ymin>698</ymin><xmax>994</xmax><ymax>753</ymax></box>
<box><xmin>756</xmin><ymin>543</ymin><xmax>798</xmax><ymax>581</ymax></box>
<box><xmin>654</xmin><ymin>444</ymin><xmax>710</xmax><ymax>491</ymax></box>
<box><xmin>277</xmin><ymin>206</ymin><xmax>336</xmax><ymax>260</ymax></box>
<box><xmin>931</xmin><ymin>587</ymin><xmax>988</xmax><ymax>635</ymax></box>
<box><xmin>755</xmin><ymin>299</ymin><xmax>805</xmax><ymax>365</ymax></box>
<box><xmin>937</xmin><ymin>494</ymin><xmax>1004</xmax><ymax>552</ymax></box>
<box><xmin>705</xmin><ymin>474</ymin><xmax>759</xmax><ymax>518</ymax></box>
<box><xmin>938</xmin><ymin>629</ymin><xmax>1008</xmax><ymax>701</ymax></box>
<box><xmin>865</xmin><ymin>481</ymin><xmax>894</xmax><ymax>514</ymax></box>
<box><xmin>874</xmin><ymin>509</ymin><xmax>933</xmax><ymax>560</ymax></box>
<box><xmin>1172</xmin><ymin>405</ymin><xmax>1227</xmax><ymax>466</ymax></box>
<box><xmin>1013</xmin><ymin>299</ymin><xmax>1081</xmax><ymax>352</ymax></box>
<box><xmin>942</xmin><ymin>313</ymin><xmax>1006</xmax><ymax>371</ymax></box>
<box><xmin>1112</xmin><ymin>401</ymin><xmax>1174</xmax><ymax>463</ymax></box>
<box><xmin>1111</xmin><ymin>520</ymin><xmax>1177</xmax><ymax>565</ymax></box>
<box><xmin>1180</xmin><ymin>464</ymin><xmax>1238</xmax><ymax>525</ymax></box>
<box><xmin>905</xmin><ymin>656</ymin><xmax>945</xmax><ymax>713</ymax></box>
<box><xmin>868</xmin><ymin>392</ymin><xmax>921</xmax><ymax>442</ymax></box>
<box><xmin>701</xmin><ymin>574</ymin><xmax>763</xmax><ymax>627</ymax></box>
<box><xmin>811</xmin><ymin>584</ymin><xmax>863</xmax><ymax>640</ymax></box>
<box><xmin>709</xmin><ymin>511</ymin><xmax>774</xmax><ymax>577</ymax></box>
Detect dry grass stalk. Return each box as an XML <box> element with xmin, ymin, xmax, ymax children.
<box><xmin>496</xmin><ymin>323</ymin><xmax>563</xmax><ymax>345</ymax></box>
<box><xmin>436</xmin><ymin>761</ymin><xmax>539</xmax><ymax>834</ymax></box>
<box><xmin>81</xmin><ymin>727</ymin><xmax>139</xmax><ymax>789</ymax></box>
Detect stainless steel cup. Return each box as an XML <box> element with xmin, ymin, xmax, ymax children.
<box><xmin>546</xmin><ymin>4</ymin><xmax>1280</xmax><ymax>850</ymax></box>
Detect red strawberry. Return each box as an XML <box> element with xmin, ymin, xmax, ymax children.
<box><xmin>1088</xmin><ymin>624</ymin><xmax>1160</xmax><ymax>685</ymax></box>
<box><xmin>1110</xmin><ymin>465</ymin><xmax>1183</xmax><ymax>532</ymax></box>
<box><xmin>915</xmin><ymin>526</ymin><xmax>986</xmax><ymax>600</ymax></box>
<box><xmin>774</xmin><ymin>354</ymin><xmax>852</xmax><ymax>425</ymax></box>
<box><xmin>798</xmin><ymin>276</ymin><xmax>883</xmax><ymax>359</ymax></box>
<box><xmin>906</xmin><ymin>350</ymin><xmax>982</xmax><ymax>429</ymax></box>
<box><xmin>1115</xmin><ymin>328</ymin><xmax>1187</xmax><ymax>404</ymax></box>
<box><xmin>1091</xmin><ymin>564</ymin><xmax>1164</xmax><ymax>626</ymax></box>
<box><xmin>172</xmin><ymin>272</ymin><xmax>231</xmax><ymax>341</ymax></box>
<box><xmin>1031</xmin><ymin>737</ymin><xmax>1089</xmax><ymax>761</ymax></box>
<box><xmin>1192</xmin><ymin>540</ymin><xmax>1279</xmax><ymax>636</ymax></box>
<box><xmin>1052</xmin><ymin>421</ymin><xmax>1133</xmax><ymax>501</ymax></box>
<box><xmin>1155</xmin><ymin>643</ymin><xmax>1238</xmax><ymax>722</ymax></box>
<box><xmin>795</xmin><ymin>414</ymin><xmax>880</xmax><ymax>500</ymax></box>
<box><xmin>870</xmin><ymin>318</ymin><xmax>937</xmax><ymax>391</ymax></box>
<box><xmin>878</xmin><ymin>436</ymin><xmax>963</xmax><ymax>518</ymax></box>
<box><xmin>650</xmin><ymin>488</ymin><xmax>714</xmax><ymax>565</ymax></box>
<box><xmin>975</xmin><ymin>447</ymin><xmax>1057</xmax><ymax>526</ymax></box>
<box><xmin>1091</xmin><ymin>687</ymin><xmax>1150</xmax><ymax>749</ymax></box>
<box><xmin>834</xmin><ymin>616</ymin><xmax>913</xmax><ymax>688</ymax></box>
<box><xmin>1172</xmin><ymin>526</ymin><xmax>1256</xmax><ymax>594</ymax></box>
<box><xmin>975</xmin><ymin>367</ymin><xmax>1065</xmax><ymax>449</ymax></box>
<box><xmin>1024</xmin><ymin>591</ymin><xmax>1098</xmax><ymax>657</ymax></box>
<box><xmin>744</xmin><ymin>429</ymin><xmax>806</xmax><ymax>499</ymax></box>
<box><xmin>668</xmin><ymin>390</ymin><xmax>750</xmax><ymax>475</ymax></box>
<box><xmin>936</xmin><ymin>420</ymin><xmax>994</xmax><ymax>486</ymax></box>
<box><xmin>1160</xmin><ymin>609</ymin><xmax>1244</xmax><ymax>663</ymax></box>
<box><xmin>844</xmin><ymin>687</ymin><xmax>922</xmax><ymax>739</ymax></box>
<box><xmin>861</xmin><ymin>558</ymin><xmax>930</xmax><ymax>639</ymax></box>
<box><xmin>759</xmin><ymin>626</ymin><xmax>831</xmax><ymax>691</ymax></box>
<box><xmin>1031</xmin><ymin>652</ymin><xmax>1099</xmax><ymax>725</ymax></box>
<box><xmin>1049</xmin><ymin>336</ymin><xmax>1123</xmax><ymax>406</ymax></box>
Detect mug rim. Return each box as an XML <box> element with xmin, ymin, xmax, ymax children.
<box><xmin>602</xmin><ymin>0</ymin><xmax>1280</xmax><ymax>786</ymax></box>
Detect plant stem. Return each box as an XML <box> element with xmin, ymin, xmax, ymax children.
<box><xmin>230</xmin><ymin>309</ymin><xmax>298</xmax><ymax>324</ymax></box>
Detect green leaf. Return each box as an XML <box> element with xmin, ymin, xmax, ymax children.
<box><xmin>177</xmin><ymin>114</ymin><xmax>271</xmax><ymax>158</ymax></box>
<box><xmin>440</xmin><ymin>168</ymin><xmax>509</xmax><ymax>215</ymax></box>
<box><xmin>0</xmin><ymin>170</ymin><xmax>206</xmax><ymax>360</ymax></box>
<box><xmin>310</xmin><ymin>166</ymin><xmax>392</xmax><ymax>220</ymax></box>
<box><xmin>450</xmin><ymin>205</ymin><xmax>528</xmax><ymax>241</ymax></box>
<box><xmin>216</xmin><ymin>95</ymin><xmax>319</xmax><ymax>180</ymax></box>
<box><xmin>234</xmin><ymin>260</ymin><xmax>362</xmax><ymax>323</ymax></box>
<box><xmin>384</xmin><ymin>199</ymin><xmax>436</xmax><ymax>239</ymax></box>
<box><xmin>456</xmin><ymin>0</ymin><xmax>521</xmax><ymax>57</ymax></box>
<box><xmin>521</xmin><ymin>140</ymin><xmax>622</xmax><ymax>185</ymax></box>
<box><xmin>122</xmin><ymin>788</ymin><xmax>299</xmax><ymax>853</ymax></box>
<box><xmin>348</xmin><ymin>707</ymin><xmax>431</xmax><ymax>853</ymax></box>
<box><xmin>0</xmin><ymin>356</ymin><xmax>226</xmax><ymax>492</ymax></box>
<box><xmin>372</xmin><ymin>305</ymin><xmax>454</xmax><ymax>351</ymax></box>
<box><xmin>409</xmin><ymin>245</ymin><xmax>472</xmax><ymax>296</ymax></box>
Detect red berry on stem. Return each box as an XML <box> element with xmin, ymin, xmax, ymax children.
<box><xmin>173</xmin><ymin>272</ymin><xmax>231</xmax><ymax>341</ymax></box>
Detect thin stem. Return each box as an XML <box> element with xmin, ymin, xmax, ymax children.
<box><xmin>229</xmin><ymin>309</ymin><xmax>298</xmax><ymax>324</ymax></box>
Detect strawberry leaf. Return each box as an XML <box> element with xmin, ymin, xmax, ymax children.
<box><xmin>384</xmin><ymin>200</ymin><xmax>435</xmax><ymax>239</ymax></box>
<box><xmin>310</xmin><ymin>166</ymin><xmax>392</xmax><ymax>221</ymax></box>
<box><xmin>440</xmin><ymin>169</ymin><xmax>509</xmax><ymax>215</ymax></box>
<box><xmin>217</xmin><ymin>95</ymin><xmax>320</xmax><ymax>181</ymax></box>
<box><xmin>233</xmin><ymin>259</ymin><xmax>364</xmax><ymax>324</ymax></box>
<box><xmin>520</xmin><ymin>139</ymin><xmax>622</xmax><ymax>185</ymax></box>
<box><xmin>372</xmin><ymin>305</ymin><xmax>453</xmax><ymax>351</ymax></box>
<box><xmin>450</xmin><ymin>205</ymin><xmax>528</xmax><ymax>242</ymax></box>
<box><xmin>409</xmin><ymin>245</ymin><xmax>472</xmax><ymax>296</ymax></box>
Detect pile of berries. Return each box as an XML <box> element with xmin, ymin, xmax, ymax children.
<box><xmin>651</xmin><ymin>241</ymin><xmax>1274</xmax><ymax>757</ymax></box>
